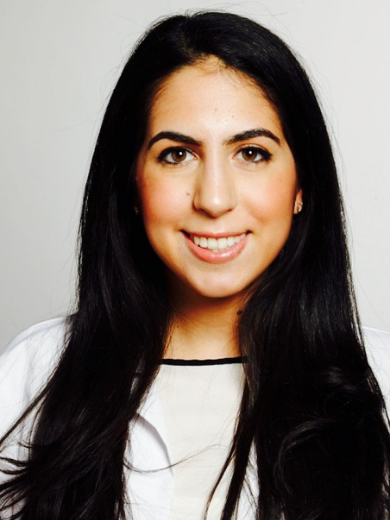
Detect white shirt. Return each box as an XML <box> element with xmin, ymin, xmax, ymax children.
<box><xmin>1</xmin><ymin>318</ymin><xmax>390</xmax><ymax>519</ymax></box>
<box><xmin>157</xmin><ymin>360</ymin><xmax>244</xmax><ymax>519</ymax></box>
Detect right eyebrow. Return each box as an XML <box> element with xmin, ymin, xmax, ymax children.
<box><xmin>147</xmin><ymin>131</ymin><xmax>201</xmax><ymax>150</ymax></box>
<box><xmin>225</xmin><ymin>128</ymin><xmax>281</xmax><ymax>145</ymax></box>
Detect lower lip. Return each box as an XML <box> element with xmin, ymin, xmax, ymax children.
<box><xmin>183</xmin><ymin>233</ymin><xmax>249</xmax><ymax>264</ymax></box>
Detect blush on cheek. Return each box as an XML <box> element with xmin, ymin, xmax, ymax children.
<box><xmin>138</xmin><ymin>178</ymin><xmax>187</xmax><ymax>227</ymax></box>
<box><xmin>137</xmin><ymin>176</ymin><xmax>160</xmax><ymax>218</ymax></box>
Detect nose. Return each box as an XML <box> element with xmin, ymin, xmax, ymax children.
<box><xmin>193</xmin><ymin>156</ymin><xmax>237</xmax><ymax>217</ymax></box>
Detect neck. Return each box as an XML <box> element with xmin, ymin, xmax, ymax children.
<box><xmin>165</xmin><ymin>290</ymin><xmax>243</xmax><ymax>360</ymax></box>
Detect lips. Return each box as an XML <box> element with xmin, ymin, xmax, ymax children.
<box><xmin>190</xmin><ymin>233</ymin><xmax>246</xmax><ymax>252</ymax></box>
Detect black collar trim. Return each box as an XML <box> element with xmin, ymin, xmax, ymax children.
<box><xmin>160</xmin><ymin>357</ymin><xmax>245</xmax><ymax>366</ymax></box>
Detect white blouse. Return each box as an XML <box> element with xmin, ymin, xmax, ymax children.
<box><xmin>156</xmin><ymin>359</ymin><xmax>245</xmax><ymax>520</ymax></box>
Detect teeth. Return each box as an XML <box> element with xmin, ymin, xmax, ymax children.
<box><xmin>208</xmin><ymin>238</ymin><xmax>218</xmax><ymax>249</ymax></box>
<box><xmin>218</xmin><ymin>237</ymin><xmax>227</xmax><ymax>249</ymax></box>
<box><xmin>200</xmin><ymin>237</ymin><xmax>208</xmax><ymax>248</ymax></box>
<box><xmin>191</xmin><ymin>233</ymin><xmax>246</xmax><ymax>251</ymax></box>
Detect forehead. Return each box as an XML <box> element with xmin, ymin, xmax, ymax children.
<box><xmin>147</xmin><ymin>58</ymin><xmax>283</xmax><ymax>136</ymax></box>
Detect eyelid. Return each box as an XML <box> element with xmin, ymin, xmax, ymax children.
<box><xmin>235</xmin><ymin>144</ymin><xmax>272</xmax><ymax>162</ymax></box>
<box><xmin>157</xmin><ymin>146</ymin><xmax>197</xmax><ymax>165</ymax></box>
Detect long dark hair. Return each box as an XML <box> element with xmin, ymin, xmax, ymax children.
<box><xmin>1</xmin><ymin>11</ymin><xmax>390</xmax><ymax>519</ymax></box>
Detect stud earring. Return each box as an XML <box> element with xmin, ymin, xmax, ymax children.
<box><xmin>296</xmin><ymin>202</ymin><xmax>303</xmax><ymax>214</ymax></box>
<box><xmin>133</xmin><ymin>206</ymin><xmax>139</xmax><ymax>215</ymax></box>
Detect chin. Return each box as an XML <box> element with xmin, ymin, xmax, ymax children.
<box><xmin>189</xmin><ymin>281</ymin><xmax>250</xmax><ymax>301</ymax></box>
<box><xmin>167</xmin><ymin>270</ymin><xmax>255</xmax><ymax>303</ymax></box>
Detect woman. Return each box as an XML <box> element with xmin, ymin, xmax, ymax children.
<box><xmin>1</xmin><ymin>11</ymin><xmax>390</xmax><ymax>520</ymax></box>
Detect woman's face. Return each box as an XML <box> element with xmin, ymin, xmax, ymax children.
<box><xmin>136</xmin><ymin>58</ymin><xmax>302</xmax><ymax>305</ymax></box>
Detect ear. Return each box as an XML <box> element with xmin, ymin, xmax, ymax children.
<box><xmin>293</xmin><ymin>189</ymin><xmax>303</xmax><ymax>215</ymax></box>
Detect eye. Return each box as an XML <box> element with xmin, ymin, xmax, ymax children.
<box><xmin>237</xmin><ymin>146</ymin><xmax>271</xmax><ymax>163</ymax></box>
<box><xmin>158</xmin><ymin>147</ymin><xmax>195</xmax><ymax>165</ymax></box>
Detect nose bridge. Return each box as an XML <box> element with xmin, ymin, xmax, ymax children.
<box><xmin>193</xmin><ymin>151</ymin><xmax>237</xmax><ymax>217</ymax></box>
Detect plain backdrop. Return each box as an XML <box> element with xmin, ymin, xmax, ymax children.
<box><xmin>1</xmin><ymin>0</ymin><xmax>389</xmax><ymax>349</ymax></box>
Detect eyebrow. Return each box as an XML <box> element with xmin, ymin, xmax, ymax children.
<box><xmin>147</xmin><ymin>131</ymin><xmax>200</xmax><ymax>149</ymax></box>
<box><xmin>146</xmin><ymin>128</ymin><xmax>281</xmax><ymax>149</ymax></box>
<box><xmin>225</xmin><ymin>129</ymin><xmax>280</xmax><ymax>145</ymax></box>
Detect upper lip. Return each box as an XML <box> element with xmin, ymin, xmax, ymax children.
<box><xmin>185</xmin><ymin>231</ymin><xmax>248</xmax><ymax>238</ymax></box>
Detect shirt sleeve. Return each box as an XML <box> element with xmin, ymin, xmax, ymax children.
<box><xmin>0</xmin><ymin>318</ymin><xmax>67</xmax><ymax>440</ymax></box>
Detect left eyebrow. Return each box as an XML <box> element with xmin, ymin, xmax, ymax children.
<box><xmin>225</xmin><ymin>128</ymin><xmax>281</xmax><ymax>146</ymax></box>
<box><xmin>147</xmin><ymin>131</ymin><xmax>200</xmax><ymax>150</ymax></box>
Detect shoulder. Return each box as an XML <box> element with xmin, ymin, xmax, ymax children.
<box><xmin>1</xmin><ymin>317</ymin><xmax>67</xmax><ymax>375</ymax></box>
<box><xmin>0</xmin><ymin>318</ymin><xmax>68</xmax><ymax>436</ymax></box>
<box><xmin>363</xmin><ymin>326</ymin><xmax>390</xmax><ymax>410</ymax></box>
<box><xmin>3</xmin><ymin>317</ymin><xmax>67</xmax><ymax>353</ymax></box>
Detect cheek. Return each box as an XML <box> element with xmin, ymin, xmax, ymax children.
<box><xmin>245</xmin><ymin>176</ymin><xmax>297</xmax><ymax>225</ymax></box>
<box><xmin>137</xmin><ymin>176</ymin><xmax>187</xmax><ymax>232</ymax></box>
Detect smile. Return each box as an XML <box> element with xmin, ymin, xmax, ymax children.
<box><xmin>190</xmin><ymin>233</ymin><xmax>247</xmax><ymax>252</ymax></box>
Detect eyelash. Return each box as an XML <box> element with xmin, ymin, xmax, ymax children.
<box><xmin>157</xmin><ymin>145</ymin><xmax>272</xmax><ymax>165</ymax></box>
<box><xmin>237</xmin><ymin>146</ymin><xmax>271</xmax><ymax>163</ymax></box>
<box><xmin>157</xmin><ymin>147</ymin><xmax>194</xmax><ymax>165</ymax></box>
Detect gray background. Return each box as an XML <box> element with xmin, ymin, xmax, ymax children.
<box><xmin>1</xmin><ymin>0</ymin><xmax>389</xmax><ymax>349</ymax></box>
